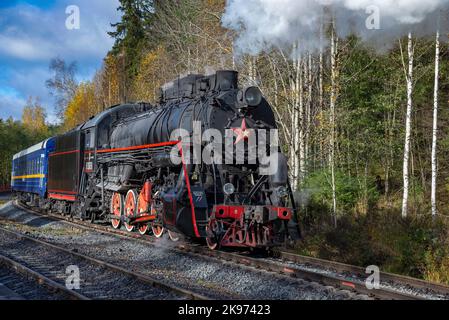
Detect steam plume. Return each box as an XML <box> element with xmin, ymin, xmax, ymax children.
<box><xmin>222</xmin><ymin>0</ymin><xmax>449</xmax><ymax>54</ymax></box>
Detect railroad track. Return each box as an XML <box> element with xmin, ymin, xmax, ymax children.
<box><xmin>0</xmin><ymin>223</ymin><xmax>207</xmax><ymax>300</ymax></box>
<box><xmin>275</xmin><ymin>251</ymin><xmax>449</xmax><ymax>299</ymax></box>
<box><xmin>0</xmin><ymin>254</ymin><xmax>83</xmax><ymax>300</ymax></box>
<box><xmin>10</xmin><ymin>200</ymin><xmax>449</xmax><ymax>300</ymax></box>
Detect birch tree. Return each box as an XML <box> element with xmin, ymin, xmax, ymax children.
<box><xmin>292</xmin><ymin>45</ymin><xmax>302</xmax><ymax>190</ymax></box>
<box><xmin>330</xmin><ymin>27</ymin><xmax>338</xmax><ymax>227</ymax></box>
<box><xmin>46</xmin><ymin>58</ymin><xmax>78</xmax><ymax>120</ymax></box>
<box><xmin>401</xmin><ymin>32</ymin><xmax>414</xmax><ymax>218</ymax></box>
<box><xmin>431</xmin><ymin>30</ymin><xmax>440</xmax><ymax>217</ymax></box>
<box><xmin>319</xmin><ymin>24</ymin><xmax>324</xmax><ymax>168</ymax></box>
<box><xmin>305</xmin><ymin>52</ymin><xmax>312</xmax><ymax>175</ymax></box>
<box><xmin>298</xmin><ymin>52</ymin><xmax>305</xmax><ymax>186</ymax></box>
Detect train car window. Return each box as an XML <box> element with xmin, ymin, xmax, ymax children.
<box><xmin>97</xmin><ymin>115</ymin><xmax>111</xmax><ymax>148</ymax></box>
<box><xmin>85</xmin><ymin>130</ymin><xmax>92</xmax><ymax>148</ymax></box>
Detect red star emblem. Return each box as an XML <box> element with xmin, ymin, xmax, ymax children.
<box><xmin>231</xmin><ymin>118</ymin><xmax>252</xmax><ymax>145</ymax></box>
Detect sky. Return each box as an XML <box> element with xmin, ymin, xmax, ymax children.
<box><xmin>0</xmin><ymin>0</ymin><xmax>121</xmax><ymax>123</ymax></box>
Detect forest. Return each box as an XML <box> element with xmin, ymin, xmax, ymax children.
<box><xmin>2</xmin><ymin>0</ymin><xmax>449</xmax><ymax>283</ymax></box>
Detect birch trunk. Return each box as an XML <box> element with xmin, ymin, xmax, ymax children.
<box><xmin>289</xmin><ymin>56</ymin><xmax>296</xmax><ymax>186</ymax></box>
<box><xmin>330</xmin><ymin>28</ymin><xmax>338</xmax><ymax>227</ymax></box>
<box><xmin>252</xmin><ymin>56</ymin><xmax>257</xmax><ymax>84</ymax></box>
<box><xmin>232</xmin><ymin>39</ymin><xmax>236</xmax><ymax>70</ymax></box>
<box><xmin>319</xmin><ymin>23</ymin><xmax>323</xmax><ymax>112</ymax></box>
<box><xmin>319</xmin><ymin>21</ymin><xmax>324</xmax><ymax>168</ymax></box>
<box><xmin>248</xmin><ymin>56</ymin><xmax>255</xmax><ymax>84</ymax></box>
<box><xmin>431</xmin><ymin>30</ymin><xmax>440</xmax><ymax>217</ymax></box>
<box><xmin>401</xmin><ymin>32</ymin><xmax>414</xmax><ymax>218</ymax></box>
<box><xmin>306</xmin><ymin>52</ymin><xmax>312</xmax><ymax>175</ymax></box>
<box><xmin>294</xmin><ymin>51</ymin><xmax>302</xmax><ymax>190</ymax></box>
<box><xmin>289</xmin><ymin>43</ymin><xmax>301</xmax><ymax>190</ymax></box>
<box><xmin>298</xmin><ymin>54</ymin><xmax>305</xmax><ymax>186</ymax></box>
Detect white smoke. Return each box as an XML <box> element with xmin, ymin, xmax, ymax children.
<box><xmin>222</xmin><ymin>0</ymin><xmax>449</xmax><ymax>55</ymax></box>
<box><xmin>340</xmin><ymin>0</ymin><xmax>445</xmax><ymax>24</ymax></box>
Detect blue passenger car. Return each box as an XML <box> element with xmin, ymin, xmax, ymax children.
<box><xmin>11</xmin><ymin>138</ymin><xmax>56</xmax><ymax>198</ymax></box>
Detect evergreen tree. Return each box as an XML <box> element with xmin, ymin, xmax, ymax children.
<box><xmin>108</xmin><ymin>0</ymin><xmax>155</xmax><ymax>81</ymax></box>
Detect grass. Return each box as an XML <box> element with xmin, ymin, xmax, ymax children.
<box><xmin>0</xmin><ymin>218</ymin><xmax>86</xmax><ymax>237</ymax></box>
<box><xmin>296</xmin><ymin>205</ymin><xmax>449</xmax><ymax>285</ymax></box>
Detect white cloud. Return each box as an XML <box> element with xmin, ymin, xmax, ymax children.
<box><xmin>0</xmin><ymin>91</ymin><xmax>26</xmax><ymax>120</ymax></box>
<box><xmin>0</xmin><ymin>0</ymin><xmax>122</xmax><ymax>123</ymax></box>
<box><xmin>0</xmin><ymin>34</ymin><xmax>55</xmax><ymax>61</ymax></box>
<box><xmin>0</xmin><ymin>1</ymin><xmax>121</xmax><ymax>62</ymax></box>
<box><xmin>1</xmin><ymin>66</ymin><xmax>64</xmax><ymax>122</ymax></box>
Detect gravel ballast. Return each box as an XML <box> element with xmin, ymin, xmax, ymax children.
<box><xmin>0</xmin><ymin>201</ymin><xmax>365</xmax><ymax>300</ymax></box>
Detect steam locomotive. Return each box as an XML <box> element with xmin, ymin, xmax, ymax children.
<box><xmin>12</xmin><ymin>70</ymin><xmax>300</xmax><ymax>250</ymax></box>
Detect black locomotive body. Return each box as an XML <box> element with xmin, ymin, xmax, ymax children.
<box><xmin>21</xmin><ymin>70</ymin><xmax>300</xmax><ymax>249</ymax></box>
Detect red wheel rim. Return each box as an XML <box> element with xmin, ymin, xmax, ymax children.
<box><xmin>111</xmin><ymin>193</ymin><xmax>122</xmax><ymax>229</ymax></box>
<box><xmin>138</xmin><ymin>224</ymin><xmax>149</xmax><ymax>235</ymax></box>
<box><xmin>206</xmin><ymin>238</ymin><xmax>218</xmax><ymax>250</ymax></box>
<box><xmin>151</xmin><ymin>224</ymin><xmax>164</xmax><ymax>238</ymax></box>
<box><xmin>137</xmin><ymin>191</ymin><xmax>150</xmax><ymax>235</ymax></box>
<box><xmin>124</xmin><ymin>190</ymin><xmax>137</xmax><ymax>232</ymax></box>
<box><xmin>206</xmin><ymin>220</ymin><xmax>219</xmax><ymax>250</ymax></box>
<box><xmin>168</xmin><ymin>230</ymin><xmax>180</xmax><ymax>242</ymax></box>
<box><xmin>149</xmin><ymin>199</ymin><xmax>163</xmax><ymax>237</ymax></box>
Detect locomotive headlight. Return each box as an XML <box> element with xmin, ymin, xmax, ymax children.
<box><xmin>223</xmin><ymin>183</ymin><xmax>235</xmax><ymax>196</ymax></box>
<box><xmin>275</xmin><ymin>186</ymin><xmax>288</xmax><ymax>198</ymax></box>
<box><xmin>238</xmin><ymin>86</ymin><xmax>263</xmax><ymax>108</ymax></box>
<box><xmin>244</xmin><ymin>86</ymin><xmax>262</xmax><ymax>107</ymax></box>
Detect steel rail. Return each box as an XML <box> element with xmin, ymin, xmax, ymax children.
<box><xmin>276</xmin><ymin>250</ymin><xmax>449</xmax><ymax>298</ymax></box>
<box><xmin>0</xmin><ymin>223</ymin><xmax>208</xmax><ymax>300</ymax></box>
<box><xmin>11</xmin><ymin>200</ymin><xmax>445</xmax><ymax>300</ymax></box>
<box><xmin>0</xmin><ymin>253</ymin><xmax>89</xmax><ymax>300</ymax></box>
<box><xmin>176</xmin><ymin>245</ymin><xmax>423</xmax><ymax>300</ymax></box>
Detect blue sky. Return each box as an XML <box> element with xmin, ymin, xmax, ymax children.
<box><xmin>0</xmin><ymin>0</ymin><xmax>121</xmax><ymax>123</ymax></box>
